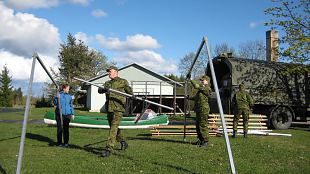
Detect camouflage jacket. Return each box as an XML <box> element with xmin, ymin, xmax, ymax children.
<box><xmin>190</xmin><ymin>80</ymin><xmax>211</xmax><ymax>113</ymax></box>
<box><xmin>233</xmin><ymin>90</ymin><xmax>254</xmax><ymax>110</ymax></box>
<box><xmin>104</xmin><ymin>77</ymin><xmax>133</xmax><ymax>112</ymax></box>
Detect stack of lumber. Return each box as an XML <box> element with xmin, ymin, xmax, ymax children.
<box><xmin>150</xmin><ymin>114</ymin><xmax>268</xmax><ymax>136</ymax></box>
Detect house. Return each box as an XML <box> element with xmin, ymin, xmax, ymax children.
<box><xmin>83</xmin><ymin>63</ymin><xmax>182</xmax><ymax>112</ymax></box>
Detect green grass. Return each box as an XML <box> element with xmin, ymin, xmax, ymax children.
<box><xmin>0</xmin><ymin>108</ymin><xmax>310</xmax><ymax>174</ymax></box>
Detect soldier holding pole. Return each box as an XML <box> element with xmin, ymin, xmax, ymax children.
<box><xmin>98</xmin><ymin>66</ymin><xmax>133</xmax><ymax>157</ymax></box>
<box><xmin>188</xmin><ymin>75</ymin><xmax>212</xmax><ymax>147</ymax></box>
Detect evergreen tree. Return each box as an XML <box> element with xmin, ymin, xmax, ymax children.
<box><xmin>48</xmin><ymin>33</ymin><xmax>112</xmax><ymax>107</ymax></box>
<box><xmin>0</xmin><ymin>66</ymin><xmax>13</xmax><ymax>107</ymax></box>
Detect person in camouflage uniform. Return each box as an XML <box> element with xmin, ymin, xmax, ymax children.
<box><xmin>98</xmin><ymin>66</ymin><xmax>133</xmax><ymax>157</ymax></box>
<box><xmin>190</xmin><ymin>75</ymin><xmax>212</xmax><ymax>147</ymax></box>
<box><xmin>232</xmin><ymin>83</ymin><xmax>254</xmax><ymax>138</ymax></box>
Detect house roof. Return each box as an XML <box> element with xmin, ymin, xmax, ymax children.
<box><xmin>86</xmin><ymin>63</ymin><xmax>183</xmax><ymax>86</ymax></box>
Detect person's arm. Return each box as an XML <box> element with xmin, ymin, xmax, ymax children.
<box><xmin>53</xmin><ymin>95</ymin><xmax>58</xmax><ymax>106</ymax></box>
<box><xmin>191</xmin><ymin>80</ymin><xmax>211</xmax><ymax>96</ymax></box>
<box><xmin>70</xmin><ymin>95</ymin><xmax>74</xmax><ymax>115</ymax></box>
<box><xmin>190</xmin><ymin>80</ymin><xmax>200</xmax><ymax>89</ymax></box>
<box><xmin>247</xmin><ymin>93</ymin><xmax>254</xmax><ymax>108</ymax></box>
<box><xmin>124</xmin><ymin>80</ymin><xmax>133</xmax><ymax>95</ymax></box>
<box><xmin>232</xmin><ymin>93</ymin><xmax>236</xmax><ymax>107</ymax></box>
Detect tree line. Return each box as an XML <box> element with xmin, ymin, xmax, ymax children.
<box><xmin>1</xmin><ymin>0</ymin><xmax>307</xmax><ymax>108</ymax></box>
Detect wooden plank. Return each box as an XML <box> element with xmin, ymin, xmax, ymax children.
<box><xmin>209</xmin><ymin>114</ymin><xmax>267</xmax><ymax>118</ymax></box>
<box><xmin>208</xmin><ymin>118</ymin><xmax>268</xmax><ymax>121</ymax></box>
<box><xmin>212</xmin><ymin>122</ymin><xmax>267</xmax><ymax>125</ymax></box>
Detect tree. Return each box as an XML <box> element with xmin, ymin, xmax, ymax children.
<box><xmin>58</xmin><ymin>33</ymin><xmax>112</xmax><ymax>83</ymax></box>
<box><xmin>12</xmin><ymin>87</ymin><xmax>23</xmax><ymax>105</ymax></box>
<box><xmin>178</xmin><ymin>48</ymin><xmax>209</xmax><ymax>80</ymax></box>
<box><xmin>46</xmin><ymin>33</ymin><xmax>112</xmax><ymax>107</ymax></box>
<box><xmin>214</xmin><ymin>43</ymin><xmax>236</xmax><ymax>57</ymax></box>
<box><xmin>89</xmin><ymin>49</ymin><xmax>111</xmax><ymax>77</ymax></box>
<box><xmin>164</xmin><ymin>74</ymin><xmax>184</xmax><ymax>82</ymax></box>
<box><xmin>58</xmin><ymin>33</ymin><xmax>92</xmax><ymax>83</ymax></box>
<box><xmin>238</xmin><ymin>40</ymin><xmax>266</xmax><ymax>60</ymax></box>
<box><xmin>264</xmin><ymin>0</ymin><xmax>310</xmax><ymax>63</ymax></box>
<box><xmin>0</xmin><ymin>66</ymin><xmax>13</xmax><ymax>107</ymax></box>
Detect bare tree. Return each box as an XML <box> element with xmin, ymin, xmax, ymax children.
<box><xmin>178</xmin><ymin>46</ymin><xmax>209</xmax><ymax>80</ymax></box>
<box><xmin>238</xmin><ymin>40</ymin><xmax>266</xmax><ymax>60</ymax></box>
<box><xmin>214</xmin><ymin>43</ymin><xmax>236</xmax><ymax>57</ymax></box>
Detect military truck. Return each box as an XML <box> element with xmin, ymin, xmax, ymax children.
<box><xmin>206</xmin><ymin>55</ymin><xmax>310</xmax><ymax>129</ymax></box>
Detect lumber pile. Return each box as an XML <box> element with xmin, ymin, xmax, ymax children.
<box><xmin>151</xmin><ymin>114</ymin><xmax>268</xmax><ymax>136</ymax></box>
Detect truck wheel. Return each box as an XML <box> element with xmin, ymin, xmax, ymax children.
<box><xmin>270</xmin><ymin>106</ymin><xmax>293</xmax><ymax>129</ymax></box>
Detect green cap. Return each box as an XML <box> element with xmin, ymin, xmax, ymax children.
<box><xmin>106</xmin><ymin>65</ymin><xmax>118</xmax><ymax>72</ymax></box>
<box><xmin>199</xmin><ymin>75</ymin><xmax>210</xmax><ymax>81</ymax></box>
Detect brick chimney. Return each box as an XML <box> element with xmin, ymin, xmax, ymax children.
<box><xmin>266</xmin><ymin>30</ymin><xmax>279</xmax><ymax>62</ymax></box>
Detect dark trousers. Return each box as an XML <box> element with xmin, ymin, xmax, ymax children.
<box><xmin>56</xmin><ymin>113</ymin><xmax>71</xmax><ymax>145</ymax></box>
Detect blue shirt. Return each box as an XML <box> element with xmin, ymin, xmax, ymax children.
<box><xmin>53</xmin><ymin>91</ymin><xmax>74</xmax><ymax>116</ymax></box>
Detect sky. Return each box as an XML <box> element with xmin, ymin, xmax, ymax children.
<box><xmin>0</xmin><ymin>0</ymin><xmax>277</xmax><ymax>96</ymax></box>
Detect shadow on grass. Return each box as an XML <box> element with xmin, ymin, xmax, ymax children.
<box><xmin>0</xmin><ymin>136</ymin><xmax>20</xmax><ymax>142</ymax></box>
<box><xmin>25</xmin><ymin>133</ymin><xmax>106</xmax><ymax>156</ymax></box>
<box><xmin>114</xmin><ymin>153</ymin><xmax>196</xmax><ymax>174</ymax></box>
<box><xmin>128</xmin><ymin>136</ymin><xmax>192</xmax><ymax>145</ymax></box>
<box><xmin>26</xmin><ymin>133</ymin><xmax>57</xmax><ymax>146</ymax></box>
<box><xmin>0</xmin><ymin>164</ymin><xmax>7</xmax><ymax>174</ymax></box>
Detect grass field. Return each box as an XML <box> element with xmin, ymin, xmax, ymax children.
<box><xmin>0</xmin><ymin>107</ymin><xmax>310</xmax><ymax>174</ymax></box>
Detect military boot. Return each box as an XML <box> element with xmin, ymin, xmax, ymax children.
<box><xmin>200</xmin><ymin>141</ymin><xmax>208</xmax><ymax>148</ymax></box>
<box><xmin>244</xmin><ymin>131</ymin><xmax>248</xmax><ymax>138</ymax></box>
<box><xmin>232</xmin><ymin>130</ymin><xmax>237</xmax><ymax>138</ymax></box>
<box><xmin>101</xmin><ymin>150</ymin><xmax>111</xmax><ymax>158</ymax></box>
<box><xmin>120</xmin><ymin>141</ymin><xmax>128</xmax><ymax>150</ymax></box>
<box><xmin>193</xmin><ymin>140</ymin><xmax>201</xmax><ymax>145</ymax></box>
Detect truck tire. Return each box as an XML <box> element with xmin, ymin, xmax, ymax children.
<box><xmin>270</xmin><ymin>106</ymin><xmax>293</xmax><ymax>129</ymax></box>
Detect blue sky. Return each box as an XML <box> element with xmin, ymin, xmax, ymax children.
<box><xmin>0</xmin><ymin>0</ymin><xmax>276</xmax><ymax>95</ymax></box>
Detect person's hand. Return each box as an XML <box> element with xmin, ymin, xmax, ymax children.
<box><xmin>132</xmin><ymin>95</ymin><xmax>137</xmax><ymax>100</ymax></box>
<box><xmin>98</xmin><ymin>87</ymin><xmax>107</xmax><ymax>94</ymax></box>
<box><xmin>70</xmin><ymin>115</ymin><xmax>75</xmax><ymax>121</ymax></box>
<box><xmin>186</xmin><ymin>74</ymin><xmax>191</xmax><ymax>80</ymax></box>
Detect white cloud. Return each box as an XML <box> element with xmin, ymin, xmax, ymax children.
<box><xmin>0</xmin><ymin>50</ymin><xmax>59</xmax><ymax>82</ymax></box>
<box><xmin>96</xmin><ymin>34</ymin><xmax>161</xmax><ymax>51</ymax></box>
<box><xmin>4</xmin><ymin>0</ymin><xmax>59</xmax><ymax>9</ymax></box>
<box><xmin>0</xmin><ymin>2</ymin><xmax>61</xmax><ymax>57</ymax></box>
<box><xmin>74</xmin><ymin>32</ymin><xmax>93</xmax><ymax>45</ymax></box>
<box><xmin>249</xmin><ymin>21</ymin><xmax>264</xmax><ymax>28</ymax></box>
<box><xmin>113</xmin><ymin>50</ymin><xmax>177</xmax><ymax>74</ymax></box>
<box><xmin>4</xmin><ymin>0</ymin><xmax>91</xmax><ymax>9</ymax></box>
<box><xmin>91</xmin><ymin>9</ymin><xmax>107</xmax><ymax>18</ymax></box>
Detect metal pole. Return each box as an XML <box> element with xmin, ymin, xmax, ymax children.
<box><xmin>159</xmin><ymin>81</ymin><xmax>162</xmax><ymax>113</ymax></box>
<box><xmin>183</xmin><ymin>82</ymin><xmax>188</xmax><ymax>141</ymax></box>
<box><xmin>73</xmin><ymin>77</ymin><xmax>174</xmax><ymax>111</ymax></box>
<box><xmin>186</xmin><ymin>38</ymin><xmax>205</xmax><ymax>78</ymax></box>
<box><xmin>16</xmin><ymin>55</ymin><xmax>36</xmax><ymax>174</ymax></box>
<box><xmin>35</xmin><ymin>53</ymin><xmax>58</xmax><ymax>88</ymax></box>
<box><xmin>204</xmin><ymin>37</ymin><xmax>236</xmax><ymax>174</ymax></box>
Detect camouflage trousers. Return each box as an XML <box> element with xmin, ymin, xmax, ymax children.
<box><xmin>195</xmin><ymin>111</ymin><xmax>209</xmax><ymax>142</ymax></box>
<box><xmin>233</xmin><ymin>109</ymin><xmax>250</xmax><ymax>132</ymax></box>
<box><xmin>106</xmin><ymin>112</ymin><xmax>124</xmax><ymax>152</ymax></box>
